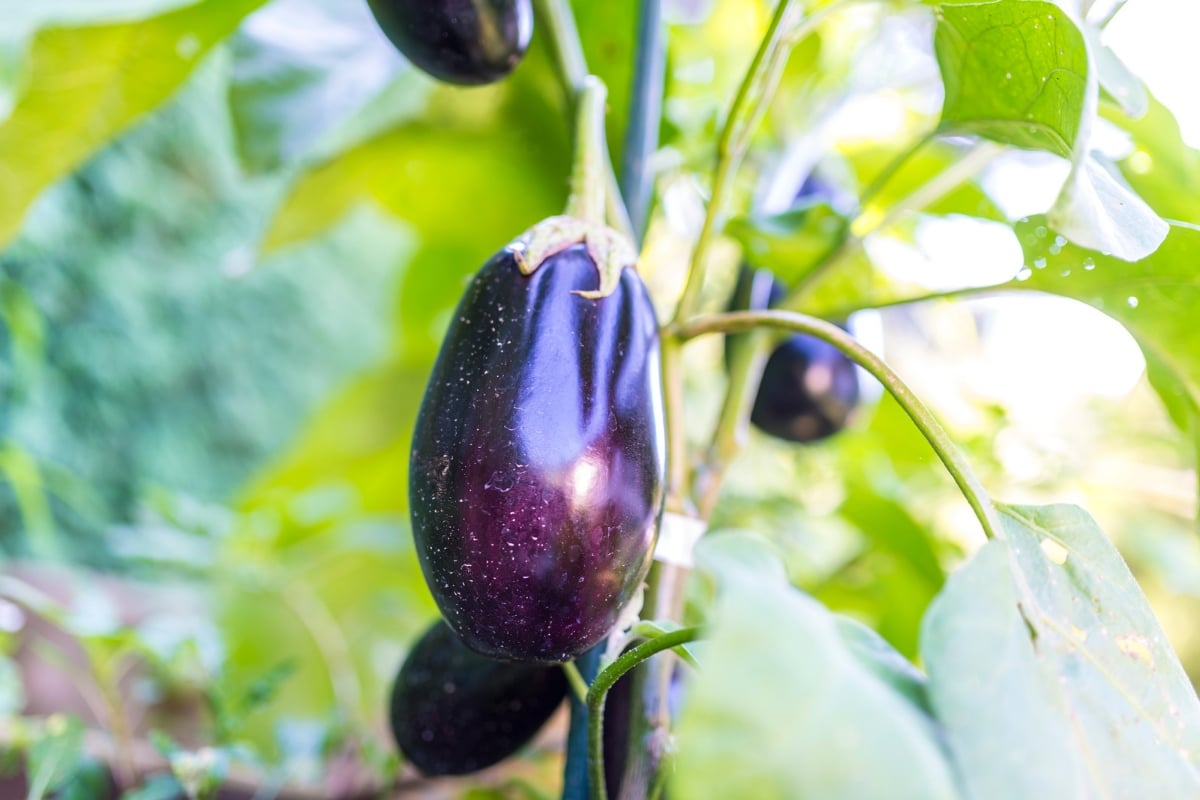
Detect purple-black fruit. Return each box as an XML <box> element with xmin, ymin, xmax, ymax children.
<box><xmin>729</xmin><ymin>267</ymin><xmax>860</xmax><ymax>443</ymax></box>
<box><xmin>366</xmin><ymin>0</ymin><xmax>532</xmax><ymax>86</ymax></box>
<box><xmin>389</xmin><ymin>619</ymin><xmax>568</xmax><ymax>775</ymax></box>
<box><xmin>410</xmin><ymin>243</ymin><xmax>666</xmax><ymax>663</ymax></box>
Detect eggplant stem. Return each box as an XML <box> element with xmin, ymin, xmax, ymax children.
<box><xmin>566</xmin><ymin>77</ymin><xmax>610</xmax><ymax>226</ymax></box>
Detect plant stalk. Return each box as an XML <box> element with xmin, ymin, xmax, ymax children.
<box><xmin>586</xmin><ymin>628</ymin><xmax>704</xmax><ymax>800</ymax></box>
<box><xmin>563</xmin><ymin>646</ymin><xmax>604</xmax><ymax>800</ymax></box>
<box><xmin>621</xmin><ymin>0</ymin><xmax>666</xmax><ymax>243</ymax></box>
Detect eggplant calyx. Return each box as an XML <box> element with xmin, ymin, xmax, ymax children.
<box><xmin>506</xmin><ymin>214</ymin><xmax>637</xmax><ymax>299</ymax></box>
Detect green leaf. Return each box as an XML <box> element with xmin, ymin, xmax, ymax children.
<box><xmin>237</xmin><ymin>360</ymin><xmax>428</xmax><ymax>520</ymax></box>
<box><xmin>227</xmin><ymin>0</ymin><xmax>404</xmax><ymax>173</ymax></box>
<box><xmin>25</xmin><ymin>715</ymin><xmax>85</xmax><ymax>800</ymax></box>
<box><xmin>630</xmin><ymin>619</ymin><xmax>701</xmax><ymax>669</ymax></box>
<box><xmin>932</xmin><ymin>0</ymin><xmax>1165</xmax><ymax>260</ymax></box>
<box><xmin>121</xmin><ymin>774</ymin><xmax>186</xmax><ymax>800</ymax></box>
<box><xmin>674</xmin><ymin>532</ymin><xmax>961</xmax><ymax>800</ymax></box>
<box><xmin>839</xmin><ymin>479</ymin><xmax>945</xmax><ymax>590</ymax></box>
<box><xmin>726</xmin><ymin>200</ymin><xmax>850</xmax><ymax>287</ymax></box>
<box><xmin>1010</xmin><ymin>216</ymin><xmax>1200</xmax><ymax>432</ymax></box>
<box><xmin>259</xmin><ymin>72</ymin><xmax>568</xmax><ymax>361</ymax></box>
<box><xmin>933</xmin><ymin>0</ymin><xmax>1088</xmax><ymax>158</ymax></box>
<box><xmin>833</xmin><ymin>615</ymin><xmax>932</xmax><ymax>715</ymax></box>
<box><xmin>55</xmin><ymin>759</ymin><xmax>111</xmax><ymax>800</ymax></box>
<box><xmin>851</xmin><ymin>141</ymin><xmax>1005</xmax><ymax>222</ymax></box>
<box><xmin>0</xmin><ymin>655</ymin><xmax>24</xmax><ymax>716</ymax></box>
<box><xmin>1091</xmin><ymin>32</ymin><xmax>1147</xmax><ymax>119</ymax></box>
<box><xmin>260</xmin><ymin>110</ymin><xmax>565</xmax><ymax>254</ymax></box>
<box><xmin>921</xmin><ymin>504</ymin><xmax>1200</xmax><ymax>799</ymax></box>
<box><xmin>1103</xmin><ymin>93</ymin><xmax>1200</xmax><ymax>226</ymax></box>
<box><xmin>1046</xmin><ymin>151</ymin><xmax>1167</xmax><ymax>263</ymax></box>
<box><xmin>0</xmin><ymin>0</ymin><xmax>269</xmax><ymax>251</ymax></box>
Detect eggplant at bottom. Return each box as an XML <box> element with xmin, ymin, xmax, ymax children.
<box><xmin>389</xmin><ymin>619</ymin><xmax>569</xmax><ymax>776</ymax></box>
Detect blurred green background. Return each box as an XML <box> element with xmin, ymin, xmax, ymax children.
<box><xmin>0</xmin><ymin>0</ymin><xmax>1197</xmax><ymax>796</ymax></box>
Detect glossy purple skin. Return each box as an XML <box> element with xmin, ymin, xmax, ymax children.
<box><xmin>410</xmin><ymin>245</ymin><xmax>666</xmax><ymax>663</ymax></box>
<box><xmin>366</xmin><ymin>0</ymin><xmax>532</xmax><ymax>86</ymax></box>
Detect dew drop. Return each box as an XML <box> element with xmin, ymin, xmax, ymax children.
<box><xmin>1127</xmin><ymin>296</ymin><xmax>1139</xmax><ymax>308</ymax></box>
<box><xmin>1082</xmin><ymin>257</ymin><xmax>1095</xmax><ymax>271</ymax></box>
<box><xmin>1035</xmin><ymin>226</ymin><xmax>1048</xmax><ymax>238</ymax></box>
<box><xmin>1033</xmin><ymin>257</ymin><xmax>1047</xmax><ymax>269</ymax></box>
<box><xmin>1016</xmin><ymin>267</ymin><xmax>1032</xmax><ymax>281</ymax></box>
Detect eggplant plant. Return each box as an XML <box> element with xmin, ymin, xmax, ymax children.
<box><xmin>0</xmin><ymin>1</ymin><xmax>1197</xmax><ymax>800</ymax></box>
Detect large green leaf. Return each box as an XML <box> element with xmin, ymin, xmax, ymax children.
<box><xmin>0</xmin><ymin>0</ymin><xmax>267</xmax><ymax>251</ymax></box>
<box><xmin>1103</xmin><ymin>93</ymin><xmax>1200</xmax><ymax>226</ymax></box>
<box><xmin>931</xmin><ymin>0</ymin><xmax>1164</xmax><ymax>260</ymax></box>
<box><xmin>227</xmin><ymin>0</ymin><xmax>405</xmax><ymax>173</ymax></box>
<box><xmin>921</xmin><ymin>504</ymin><xmax>1200</xmax><ymax>799</ymax></box>
<box><xmin>237</xmin><ymin>360</ymin><xmax>427</xmax><ymax>521</ymax></box>
<box><xmin>933</xmin><ymin>0</ymin><xmax>1087</xmax><ymax>157</ymax></box>
<box><xmin>1011</xmin><ymin>216</ymin><xmax>1200</xmax><ymax>430</ymax></box>
<box><xmin>674</xmin><ymin>532</ymin><xmax>961</xmax><ymax>800</ymax></box>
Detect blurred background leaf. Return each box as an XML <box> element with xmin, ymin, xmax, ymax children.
<box><xmin>0</xmin><ymin>0</ymin><xmax>270</xmax><ymax>249</ymax></box>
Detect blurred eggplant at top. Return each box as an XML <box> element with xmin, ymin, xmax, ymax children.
<box><xmin>366</xmin><ymin>0</ymin><xmax>533</xmax><ymax>85</ymax></box>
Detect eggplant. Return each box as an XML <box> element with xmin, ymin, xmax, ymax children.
<box><xmin>729</xmin><ymin>267</ymin><xmax>861</xmax><ymax>443</ymax></box>
<box><xmin>409</xmin><ymin>243</ymin><xmax>666</xmax><ymax>663</ymax></box>
<box><xmin>389</xmin><ymin>619</ymin><xmax>568</xmax><ymax>775</ymax></box>
<box><xmin>366</xmin><ymin>0</ymin><xmax>532</xmax><ymax>86</ymax></box>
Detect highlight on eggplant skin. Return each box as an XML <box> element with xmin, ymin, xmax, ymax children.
<box><xmin>366</xmin><ymin>0</ymin><xmax>533</xmax><ymax>86</ymax></box>
<box><xmin>388</xmin><ymin>619</ymin><xmax>569</xmax><ymax>776</ymax></box>
<box><xmin>728</xmin><ymin>266</ymin><xmax>861</xmax><ymax>444</ymax></box>
<box><xmin>409</xmin><ymin>243</ymin><xmax>666</xmax><ymax>664</ymax></box>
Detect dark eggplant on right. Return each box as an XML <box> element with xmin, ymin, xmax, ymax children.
<box><xmin>728</xmin><ymin>266</ymin><xmax>861</xmax><ymax>444</ymax></box>
<box><xmin>366</xmin><ymin>0</ymin><xmax>533</xmax><ymax>86</ymax></box>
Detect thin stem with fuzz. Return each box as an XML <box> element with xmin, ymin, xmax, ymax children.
<box><xmin>675</xmin><ymin>310</ymin><xmax>1003</xmax><ymax>540</ymax></box>
<box><xmin>586</xmin><ymin>627</ymin><xmax>704</xmax><ymax>800</ymax></box>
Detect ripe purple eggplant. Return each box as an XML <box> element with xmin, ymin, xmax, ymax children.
<box><xmin>366</xmin><ymin>0</ymin><xmax>532</xmax><ymax>86</ymax></box>
<box><xmin>409</xmin><ymin>243</ymin><xmax>666</xmax><ymax>663</ymax></box>
<box><xmin>729</xmin><ymin>267</ymin><xmax>861</xmax><ymax>443</ymax></box>
<box><xmin>389</xmin><ymin>619</ymin><xmax>568</xmax><ymax>775</ymax></box>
